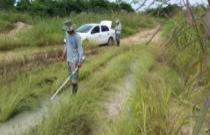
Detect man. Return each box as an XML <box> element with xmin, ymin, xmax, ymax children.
<box><xmin>63</xmin><ymin>20</ymin><xmax>84</xmax><ymax>95</ymax></box>
<box><xmin>115</xmin><ymin>19</ymin><xmax>122</xmax><ymax>46</ymax></box>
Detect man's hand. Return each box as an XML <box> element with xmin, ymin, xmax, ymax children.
<box><xmin>62</xmin><ymin>52</ymin><xmax>66</xmax><ymax>61</ymax></box>
<box><xmin>78</xmin><ymin>64</ymin><xmax>82</xmax><ymax>68</ymax></box>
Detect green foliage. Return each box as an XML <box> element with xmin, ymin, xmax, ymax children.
<box><xmin>146</xmin><ymin>4</ymin><xmax>182</xmax><ymax>18</ymax></box>
<box><xmin>0</xmin><ymin>0</ymin><xmax>15</xmax><ymax>9</ymax></box>
<box><xmin>129</xmin><ymin>65</ymin><xmax>179</xmax><ymax>135</ymax></box>
<box><xmin>161</xmin><ymin>9</ymin><xmax>210</xmax><ymax>134</ymax></box>
<box><xmin>16</xmin><ymin>0</ymin><xmax>134</xmax><ymax>16</ymax></box>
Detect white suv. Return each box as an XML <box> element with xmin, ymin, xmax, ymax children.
<box><xmin>76</xmin><ymin>21</ymin><xmax>116</xmax><ymax>46</ymax></box>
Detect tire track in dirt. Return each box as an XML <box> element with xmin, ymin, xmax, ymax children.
<box><xmin>121</xmin><ymin>26</ymin><xmax>161</xmax><ymax>46</ymax></box>
<box><xmin>95</xmin><ymin>26</ymin><xmax>162</xmax><ymax>134</ymax></box>
<box><xmin>94</xmin><ymin>61</ymin><xmax>137</xmax><ymax>135</ymax></box>
<box><xmin>0</xmin><ymin>100</ymin><xmax>48</xmax><ymax>135</ymax></box>
<box><xmin>104</xmin><ymin>26</ymin><xmax>161</xmax><ymax>119</ymax></box>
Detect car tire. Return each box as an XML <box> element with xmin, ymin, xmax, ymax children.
<box><xmin>107</xmin><ymin>37</ymin><xmax>114</xmax><ymax>46</ymax></box>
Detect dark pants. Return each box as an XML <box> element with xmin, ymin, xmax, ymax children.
<box><xmin>116</xmin><ymin>34</ymin><xmax>121</xmax><ymax>46</ymax></box>
<box><xmin>68</xmin><ymin>62</ymin><xmax>79</xmax><ymax>95</ymax></box>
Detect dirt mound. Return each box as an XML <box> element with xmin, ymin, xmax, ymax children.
<box><xmin>0</xmin><ymin>22</ymin><xmax>32</xmax><ymax>37</ymax></box>
<box><xmin>7</xmin><ymin>22</ymin><xmax>32</xmax><ymax>37</ymax></box>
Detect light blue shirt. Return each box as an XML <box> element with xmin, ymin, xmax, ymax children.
<box><xmin>115</xmin><ymin>23</ymin><xmax>122</xmax><ymax>34</ymax></box>
<box><xmin>64</xmin><ymin>32</ymin><xmax>84</xmax><ymax>64</ymax></box>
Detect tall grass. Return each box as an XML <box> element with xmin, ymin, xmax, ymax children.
<box><xmin>160</xmin><ymin>9</ymin><xmax>210</xmax><ymax>134</ymax></box>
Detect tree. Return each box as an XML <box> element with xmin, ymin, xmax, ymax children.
<box><xmin>130</xmin><ymin>0</ymin><xmax>171</xmax><ymax>11</ymax></box>
<box><xmin>146</xmin><ymin>4</ymin><xmax>181</xmax><ymax>17</ymax></box>
<box><xmin>16</xmin><ymin>0</ymin><xmax>31</xmax><ymax>11</ymax></box>
<box><xmin>0</xmin><ymin>0</ymin><xmax>15</xmax><ymax>9</ymax></box>
<box><xmin>15</xmin><ymin>0</ymin><xmax>134</xmax><ymax>16</ymax></box>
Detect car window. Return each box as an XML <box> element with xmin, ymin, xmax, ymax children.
<box><xmin>91</xmin><ymin>26</ymin><xmax>100</xmax><ymax>34</ymax></box>
<box><xmin>101</xmin><ymin>25</ymin><xmax>109</xmax><ymax>32</ymax></box>
<box><xmin>76</xmin><ymin>24</ymin><xmax>93</xmax><ymax>33</ymax></box>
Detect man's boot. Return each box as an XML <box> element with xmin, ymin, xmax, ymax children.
<box><xmin>72</xmin><ymin>83</ymin><xmax>78</xmax><ymax>95</ymax></box>
<box><xmin>117</xmin><ymin>40</ymin><xmax>120</xmax><ymax>46</ymax></box>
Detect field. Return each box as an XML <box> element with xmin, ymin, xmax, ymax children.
<box><xmin>0</xmin><ymin>8</ymin><xmax>210</xmax><ymax>135</ymax></box>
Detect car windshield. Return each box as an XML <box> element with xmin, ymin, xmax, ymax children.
<box><xmin>76</xmin><ymin>24</ymin><xmax>93</xmax><ymax>33</ymax></box>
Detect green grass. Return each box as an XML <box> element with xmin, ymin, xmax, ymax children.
<box><xmin>0</xmin><ymin>11</ymin><xmax>33</xmax><ymax>32</ymax></box>
<box><xmin>0</xmin><ymin>11</ymin><xmax>159</xmax><ymax>51</ymax></box>
<box><xmin>26</xmin><ymin>45</ymin><xmax>144</xmax><ymax>135</ymax></box>
<box><xmin>0</xmin><ymin>45</ymin><xmax>129</xmax><ymax>122</ymax></box>
<box><xmin>1</xmin><ymin>9</ymin><xmax>209</xmax><ymax>135</ymax></box>
<box><xmin>100</xmin><ymin>48</ymin><xmax>184</xmax><ymax>135</ymax></box>
<box><xmin>158</xmin><ymin>10</ymin><xmax>210</xmax><ymax>134</ymax></box>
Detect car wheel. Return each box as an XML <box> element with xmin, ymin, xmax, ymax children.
<box><xmin>107</xmin><ymin>37</ymin><xmax>114</xmax><ymax>46</ymax></box>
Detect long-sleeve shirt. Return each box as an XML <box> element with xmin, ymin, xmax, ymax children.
<box><xmin>64</xmin><ymin>32</ymin><xmax>84</xmax><ymax>64</ymax></box>
<box><xmin>115</xmin><ymin>23</ymin><xmax>122</xmax><ymax>35</ymax></box>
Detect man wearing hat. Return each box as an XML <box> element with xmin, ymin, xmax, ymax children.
<box><xmin>63</xmin><ymin>20</ymin><xmax>84</xmax><ymax>95</ymax></box>
<box><xmin>115</xmin><ymin>19</ymin><xmax>122</xmax><ymax>46</ymax></box>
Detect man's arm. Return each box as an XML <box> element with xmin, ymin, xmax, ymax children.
<box><xmin>119</xmin><ymin>23</ymin><xmax>122</xmax><ymax>33</ymax></box>
<box><xmin>63</xmin><ymin>35</ymin><xmax>67</xmax><ymax>60</ymax></box>
<box><xmin>63</xmin><ymin>45</ymin><xmax>67</xmax><ymax>60</ymax></box>
<box><xmin>77</xmin><ymin>35</ymin><xmax>84</xmax><ymax>66</ymax></box>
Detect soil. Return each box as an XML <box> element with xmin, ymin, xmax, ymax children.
<box><xmin>7</xmin><ymin>22</ymin><xmax>32</xmax><ymax>37</ymax></box>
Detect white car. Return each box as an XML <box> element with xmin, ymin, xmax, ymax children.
<box><xmin>76</xmin><ymin>21</ymin><xmax>116</xmax><ymax>46</ymax></box>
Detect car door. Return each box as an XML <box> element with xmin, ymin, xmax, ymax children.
<box><xmin>89</xmin><ymin>25</ymin><xmax>101</xmax><ymax>45</ymax></box>
<box><xmin>101</xmin><ymin>25</ymin><xmax>110</xmax><ymax>44</ymax></box>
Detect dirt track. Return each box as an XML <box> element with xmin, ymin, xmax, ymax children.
<box><xmin>122</xmin><ymin>26</ymin><xmax>161</xmax><ymax>45</ymax></box>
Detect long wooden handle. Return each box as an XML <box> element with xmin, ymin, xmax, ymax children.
<box><xmin>50</xmin><ymin>67</ymin><xmax>78</xmax><ymax>100</ymax></box>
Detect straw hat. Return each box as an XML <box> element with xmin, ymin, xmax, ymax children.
<box><xmin>116</xmin><ymin>19</ymin><xmax>120</xmax><ymax>24</ymax></box>
<box><xmin>63</xmin><ymin>20</ymin><xmax>74</xmax><ymax>31</ymax></box>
